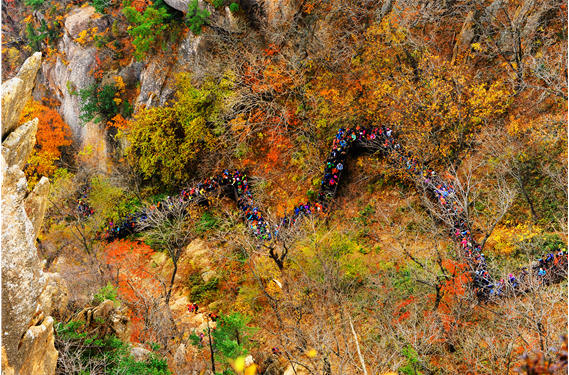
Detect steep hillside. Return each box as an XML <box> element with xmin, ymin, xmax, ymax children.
<box><xmin>1</xmin><ymin>0</ymin><xmax>567</xmax><ymax>374</ymax></box>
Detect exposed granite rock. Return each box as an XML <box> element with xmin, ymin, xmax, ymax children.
<box><xmin>17</xmin><ymin>52</ymin><xmax>43</xmax><ymax>100</ymax></box>
<box><xmin>1</xmin><ymin>52</ymin><xmax>42</xmax><ymax>138</ymax></box>
<box><xmin>42</xmin><ymin>6</ymin><xmax>107</xmax><ymax>139</ymax></box>
<box><xmin>1</xmin><ymin>52</ymin><xmax>65</xmax><ymax>375</ymax></box>
<box><xmin>64</xmin><ymin>6</ymin><xmax>97</xmax><ymax>37</ymax></box>
<box><xmin>130</xmin><ymin>345</ymin><xmax>151</xmax><ymax>362</ymax></box>
<box><xmin>1</xmin><ymin>152</ymin><xmax>52</xmax><ymax>373</ymax></box>
<box><xmin>135</xmin><ymin>56</ymin><xmax>172</xmax><ymax>109</ymax></box>
<box><xmin>263</xmin><ymin>0</ymin><xmax>296</xmax><ymax>40</ymax></box>
<box><xmin>92</xmin><ymin>299</ymin><xmax>115</xmax><ymax>321</ymax></box>
<box><xmin>1</xmin><ymin>78</ymin><xmax>25</xmax><ymax>138</ymax></box>
<box><xmin>1</xmin><ymin>118</ymin><xmax>38</xmax><ymax>170</ymax></box>
<box><xmin>452</xmin><ymin>10</ymin><xmax>477</xmax><ymax>62</ymax></box>
<box><xmin>173</xmin><ymin>343</ymin><xmax>187</xmax><ymax>367</ymax></box>
<box><xmin>77</xmin><ymin>120</ymin><xmax>109</xmax><ymax>172</ymax></box>
<box><xmin>284</xmin><ymin>364</ymin><xmax>310</xmax><ymax>375</ymax></box>
<box><xmin>24</xmin><ymin>176</ymin><xmax>50</xmax><ymax>239</ymax></box>
<box><xmin>183</xmin><ymin>239</ymin><xmax>217</xmax><ymax>283</ymax></box>
<box><xmin>164</xmin><ymin>0</ymin><xmax>190</xmax><ymax>12</ymax></box>
<box><xmin>16</xmin><ymin>317</ymin><xmax>58</xmax><ymax>375</ymax></box>
<box><xmin>37</xmin><ymin>273</ymin><xmax>70</xmax><ymax>319</ymax></box>
<box><xmin>244</xmin><ymin>354</ymin><xmax>255</xmax><ymax>368</ymax></box>
<box><xmin>74</xmin><ymin>300</ymin><xmax>130</xmax><ymax>342</ymax></box>
<box><xmin>118</xmin><ymin>60</ymin><xmax>145</xmax><ymax>88</ymax></box>
<box><xmin>1</xmin><ymin>347</ymin><xmax>15</xmax><ymax>375</ymax></box>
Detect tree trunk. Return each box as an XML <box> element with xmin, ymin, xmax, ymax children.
<box><xmin>207</xmin><ymin>320</ymin><xmax>216</xmax><ymax>374</ymax></box>
<box><xmin>166</xmin><ymin>261</ymin><xmax>178</xmax><ymax>305</ymax></box>
<box><xmin>518</xmin><ymin>176</ymin><xmax>538</xmax><ymax>222</ymax></box>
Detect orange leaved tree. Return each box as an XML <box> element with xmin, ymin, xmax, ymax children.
<box><xmin>20</xmin><ymin>100</ymin><xmax>72</xmax><ymax>187</ymax></box>
<box><xmin>103</xmin><ymin>239</ymin><xmax>173</xmax><ymax>344</ymax></box>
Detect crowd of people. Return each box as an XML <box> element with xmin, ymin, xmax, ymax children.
<box><xmin>359</xmin><ymin>126</ymin><xmax>568</xmax><ymax>298</ymax></box>
<box><xmin>76</xmin><ymin>187</ymin><xmax>94</xmax><ymax>217</ymax></box>
<box><xmin>96</xmin><ymin>125</ymin><xmax>567</xmax><ymax>300</ymax></box>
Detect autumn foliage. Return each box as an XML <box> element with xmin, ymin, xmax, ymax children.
<box><xmin>5</xmin><ymin>0</ymin><xmax>566</xmax><ymax>373</ymax></box>
<box><xmin>103</xmin><ymin>239</ymin><xmax>162</xmax><ymax>342</ymax></box>
<box><xmin>19</xmin><ymin>99</ymin><xmax>72</xmax><ymax>186</ymax></box>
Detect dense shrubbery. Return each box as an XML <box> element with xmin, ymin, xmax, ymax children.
<box><xmin>93</xmin><ymin>282</ymin><xmax>119</xmax><ymax>305</ymax></box>
<box><xmin>79</xmin><ymin>83</ymin><xmax>119</xmax><ymax>123</ymax></box>
<box><xmin>123</xmin><ymin>4</ymin><xmax>169</xmax><ymax>60</ymax></box>
<box><xmin>26</xmin><ymin>18</ymin><xmax>61</xmax><ymax>51</ymax></box>
<box><xmin>126</xmin><ymin>73</ymin><xmax>233</xmax><ymax>186</ymax></box>
<box><xmin>89</xmin><ymin>175</ymin><xmax>142</xmax><ymax>224</ymax></box>
<box><xmin>79</xmin><ymin>76</ymin><xmax>132</xmax><ymax>125</ymax></box>
<box><xmin>91</xmin><ymin>0</ymin><xmax>111</xmax><ymax>14</ymax></box>
<box><xmin>55</xmin><ymin>320</ymin><xmax>170</xmax><ymax>374</ymax></box>
<box><xmin>189</xmin><ymin>273</ymin><xmax>219</xmax><ymax>302</ymax></box>
<box><xmin>195</xmin><ymin>211</ymin><xmax>220</xmax><ymax>234</ymax></box>
<box><xmin>122</xmin><ymin>0</ymin><xmax>184</xmax><ymax>60</ymax></box>
<box><xmin>186</xmin><ymin>0</ymin><xmax>210</xmax><ymax>35</ymax></box>
<box><xmin>190</xmin><ymin>312</ymin><xmax>257</xmax><ymax>373</ymax></box>
<box><xmin>23</xmin><ymin>0</ymin><xmax>45</xmax><ymax>10</ymax></box>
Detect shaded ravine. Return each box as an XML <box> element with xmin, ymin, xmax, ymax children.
<box><xmin>98</xmin><ymin>125</ymin><xmax>567</xmax><ymax>300</ymax></box>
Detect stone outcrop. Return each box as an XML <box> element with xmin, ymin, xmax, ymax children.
<box><xmin>136</xmin><ymin>56</ymin><xmax>172</xmax><ymax>109</ymax></box>
<box><xmin>452</xmin><ymin>10</ymin><xmax>477</xmax><ymax>62</ymax></box>
<box><xmin>1</xmin><ymin>52</ymin><xmax>42</xmax><ymax>138</ymax></box>
<box><xmin>42</xmin><ymin>5</ymin><xmax>106</xmax><ymax>139</ymax></box>
<box><xmin>1</xmin><ymin>78</ymin><xmax>26</xmax><ymax>138</ymax></box>
<box><xmin>73</xmin><ymin>300</ymin><xmax>130</xmax><ymax>341</ymax></box>
<box><xmin>164</xmin><ymin>0</ymin><xmax>190</xmax><ymax>12</ymax></box>
<box><xmin>283</xmin><ymin>364</ymin><xmax>310</xmax><ymax>375</ymax></box>
<box><xmin>1</xmin><ymin>118</ymin><xmax>38</xmax><ymax>169</ymax></box>
<box><xmin>130</xmin><ymin>345</ymin><xmax>152</xmax><ymax>362</ymax></box>
<box><xmin>135</xmin><ymin>30</ymin><xmax>205</xmax><ymax>109</ymax></box>
<box><xmin>2</xmin><ymin>53</ymin><xmax>66</xmax><ymax>375</ymax></box>
<box><xmin>24</xmin><ymin>176</ymin><xmax>50</xmax><ymax>239</ymax></box>
<box><xmin>16</xmin><ymin>317</ymin><xmax>58</xmax><ymax>375</ymax></box>
<box><xmin>183</xmin><ymin>239</ymin><xmax>217</xmax><ymax>281</ymax></box>
<box><xmin>37</xmin><ymin>273</ymin><xmax>70</xmax><ymax>319</ymax></box>
<box><xmin>1</xmin><ymin>347</ymin><xmax>15</xmax><ymax>375</ymax></box>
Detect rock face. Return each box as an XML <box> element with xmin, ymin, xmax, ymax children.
<box><xmin>183</xmin><ymin>239</ymin><xmax>218</xmax><ymax>284</ymax></box>
<box><xmin>164</xmin><ymin>0</ymin><xmax>190</xmax><ymax>12</ymax></box>
<box><xmin>16</xmin><ymin>317</ymin><xmax>58</xmax><ymax>375</ymax></box>
<box><xmin>42</xmin><ymin>6</ymin><xmax>106</xmax><ymax>139</ymax></box>
<box><xmin>1</xmin><ymin>52</ymin><xmax>42</xmax><ymax>138</ymax></box>
<box><xmin>1</xmin><ymin>78</ymin><xmax>25</xmax><ymax>138</ymax></box>
<box><xmin>2</xmin><ymin>53</ymin><xmax>66</xmax><ymax>375</ymax></box>
<box><xmin>1</xmin><ymin>118</ymin><xmax>39</xmax><ymax>169</ymax></box>
<box><xmin>37</xmin><ymin>273</ymin><xmax>70</xmax><ymax>319</ymax></box>
<box><xmin>452</xmin><ymin>10</ymin><xmax>477</xmax><ymax>62</ymax></box>
<box><xmin>135</xmin><ymin>30</ymin><xmax>205</xmax><ymax>109</ymax></box>
<box><xmin>130</xmin><ymin>345</ymin><xmax>151</xmax><ymax>362</ymax></box>
<box><xmin>136</xmin><ymin>56</ymin><xmax>172</xmax><ymax>108</ymax></box>
<box><xmin>283</xmin><ymin>364</ymin><xmax>310</xmax><ymax>375</ymax></box>
<box><xmin>73</xmin><ymin>300</ymin><xmax>130</xmax><ymax>342</ymax></box>
<box><xmin>24</xmin><ymin>176</ymin><xmax>51</xmax><ymax>239</ymax></box>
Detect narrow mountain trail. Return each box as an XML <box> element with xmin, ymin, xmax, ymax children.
<box><xmin>98</xmin><ymin>125</ymin><xmax>568</xmax><ymax>300</ymax></box>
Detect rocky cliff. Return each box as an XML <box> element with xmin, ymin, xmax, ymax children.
<box><xmin>2</xmin><ymin>53</ymin><xmax>69</xmax><ymax>375</ymax></box>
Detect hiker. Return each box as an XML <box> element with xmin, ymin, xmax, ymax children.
<box><xmin>508</xmin><ymin>273</ymin><xmax>517</xmax><ymax>288</ymax></box>
<box><xmin>188</xmin><ymin>303</ymin><xmax>198</xmax><ymax>313</ymax></box>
